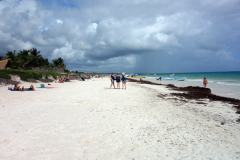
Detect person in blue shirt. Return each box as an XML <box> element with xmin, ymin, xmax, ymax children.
<box><xmin>115</xmin><ymin>72</ymin><xmax>121</xmax><ymax>89</ymax></box>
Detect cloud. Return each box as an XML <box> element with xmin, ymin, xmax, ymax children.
<box><xmin>0</xmin><ymin>0</ymin><xmax>239</xmax><ymax>72</ymax></box>
<box><xmin>86</xmin><ymin>23</ymin><xmax>97</xmax><ymax>34</ymax></box>
<box><xmin>55</xmin><ymin>19</ymin><xmax>63</xmax><ymax>25</ymax></box>
<box><xmin>52</xmin><ymin>42</ymin><xmax>84</xmax><ymax>60</ymax></box>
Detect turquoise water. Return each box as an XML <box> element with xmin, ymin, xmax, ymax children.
<box><xmin>135</xmin><ymin>71</ymin><xmax>240</xmax><ymax>86</ymax></box>
<box><xmin>129</xmin><ymin>71</ymin><xmax>240</xmax><ymax>99</ymax></box>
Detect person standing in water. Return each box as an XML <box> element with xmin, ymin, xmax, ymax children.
<box><xmin>203</xmin><ymin>77</ymin><xmax>208</xmax><ymax>88</ymax></box>
<box><xmin>110</xmin><ymin>73</ymin><xmax>116</xmax><ymax>89</ymax></box>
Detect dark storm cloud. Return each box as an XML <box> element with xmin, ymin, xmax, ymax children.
<box><xmin>0</xmin><ymin>0</ymin><xmax>239</xmax><ymax>72</ymax></box>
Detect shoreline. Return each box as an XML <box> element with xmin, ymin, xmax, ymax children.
<box><xmin>142</xmin><ymin>77</ymin><xmax>240</xmax><ymax>99</ymax></box>
<box><xmin>128</xmin><ymin>78</ymin><xmax>240</xmax><ymax>122</ymax></box>
<box><xmin>0</xmin><ymin>77</ymin><xmax>240</xmax><ymax>159</ymax></box>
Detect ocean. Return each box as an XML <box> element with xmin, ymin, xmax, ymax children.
<box><xmin>131</xmin><ymin>71</ymin><xmax>240</xmax><ymax>99</ymax></box>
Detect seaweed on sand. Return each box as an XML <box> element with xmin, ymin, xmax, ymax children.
<box><xmin>128</xmin><ymin>78</ymin><xmax>240</xmax><ymax>122</ymax></box>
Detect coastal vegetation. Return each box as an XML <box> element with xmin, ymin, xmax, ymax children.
<box><xmin>0</xmin><ymin>48</ymin><xmax>66</xmax><ymax>70</ymax></box>
<box><xmin>0</xmin><ymin>48</ymin><xmax>69</xmax><ymax>81</ymax></box>
<box><xmin>0</xmin><ymin>69</ymin><xmax>60</xmax><ymax>81</ymax></box>
<box><xmin>0</xmin><ymin>48</ymin><xmax>90</xmax><ymax>81</ymax></box>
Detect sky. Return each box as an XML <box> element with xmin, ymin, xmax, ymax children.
<box><xmin>0</xmin><ymin>0</ymin><xmax>240</xmax><ymax>73</ymax></box>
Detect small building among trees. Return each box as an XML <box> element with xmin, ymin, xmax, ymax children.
<box><xmin>0</xmin><ymin>59</ymin><xmax>11</xmax><ymax>69</ymax></box>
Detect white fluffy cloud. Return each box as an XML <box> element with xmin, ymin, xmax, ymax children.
<box><xmin>0</xmin><ymin>0</ymin><xmax>239</xmax><ymax>72</ymax></box>
<box><xmin>55</xmin><ymin>19</ymin><xmax>63</xmax><ymax>25</ymax></box>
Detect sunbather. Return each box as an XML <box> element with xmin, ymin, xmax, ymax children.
<box><xmin>60</xmin><ymin>78</ymin><xmax>65</xmax><ymax>83</ymax></box>
<box><xmin>17</xmin><ymin>86</ymin><xmax>22</xmax><ymax>91</ymax></box>
<box><xmin>13</xmin><ymin>84</ymin><xmax>18</xmax><ymax>90</ymax></box>
<box><xmin>13</xmin><ymin>84</ymin><xmax>22</xmax><ymax>91</ymax></box>
<box><xmin>22</xmin><ymin>85</ymin><xmax>35</xmax><ymax>91</ymax></box>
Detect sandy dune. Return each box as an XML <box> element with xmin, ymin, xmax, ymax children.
<box><xmin>0</xmin><ymin>78</ymin><xmax>239</xmax><ymax>159</ymax></box>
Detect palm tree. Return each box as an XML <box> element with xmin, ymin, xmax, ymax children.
<box><xmin>52</xmin><ymin>57</ymin><xmax>66</xmax><ymax>69</ymax></box>
<box><xmin>17</xmin><ymin>49</ymin><xmax>30</xmax><ymax>69</ymax></box>
<box><xmin>6</xmin><ymin>50</ymin><xmax>16</xmax><ymax>60</ymax></box>
<box><xmin>58</xmin><ymin>57</ymin><xmax>66</xmax><ymax>69</ymax></box>
<box><xmin>4</xmin><ymin>48</ymin><xmax>67</xmax><ymax>70</ymax></box>
<box><xmin>28</xmin><ymin>48</ymin><xmax>43</xmax><ymax>68</ymax></box>
<box><xmin>43</xmin><ymin>58</ymin><xmax>50</xmax><ymax>67</ymax></box>
<box><xmin>29</xmin><ymin>48</ymin><xmax>41</xmax><ymax>58</ymax></box>
<box><xmin>6</xmin><ymin>50</ymin><xmax>18</xmax><ymax>69</ymax></box>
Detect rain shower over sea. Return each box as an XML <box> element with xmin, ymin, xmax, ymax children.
<box><xmin>136</xmin><ymin>71</ymin><xmax>240</xmax><ymax>99</ymax></box>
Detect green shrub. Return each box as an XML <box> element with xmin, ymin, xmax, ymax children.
<box><xmin>0</xmin><ymin>71</ymin><xmax>11</xmax><ymax>79</ymax></box>
<box><xmin>8</xmin><ymin>70</ymin><xmax>42</xmax><ymax>81</ymax></box>
<box><xmin>41</xmin><ymin>72</ymin><xmax>59</xmax><ymax>80</ymax></box>
<box><xmin>51</xmin><ymin>73</ymin><xmax>58</xmax><ymax>79</ymax></box>
<box><xmin>0</xmin><ymin>69</ymin><xmax>60</xmax><ymax>81</ymax></box>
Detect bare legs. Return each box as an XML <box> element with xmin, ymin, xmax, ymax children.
<box><xmin>17</xmin><ymin>86</ymin><xmax>22</xmax><ymax>91</ymax></box>
<box><xmin>22</xmin><ymin>85</ymin><xmax>35</xmax><ymax>91</ymax></box>
<box><xmin>117</xmin><ymin>82</ymin><xmax>120</xmax><ymax>89</ymax></box>
<box><xmin>122</xmin><ymin>82</ymin><xmax>126</xmax><ymax>89</ymax></box>
<box><xmin>110</xmin><ymin>80</ymin><xmax>126</xmax><ymax>89</ymax></box>
<box><xmin>110</xmin><ymin>81</ymin><xmax>116</xmax><ymax>89</ymax></box>
<box><xmin>30</xmin><ymin>85</ymin><xmax>35</xmax><ymax>91</ymax></box>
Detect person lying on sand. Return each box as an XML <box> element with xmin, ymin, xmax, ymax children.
<box><xmin>60</xmin><ymin>78</ymin><xmax>65</xmax><ymax>83</ymax></box>
<box><xmin>17</xmin><ymin>86</ymin><xmax>22</xmax><ymax>91</ymax></box>
<box><xmin>13</xmin><ymin>84</ymin><xmax>22</xmax><ymax>91</ymax></box>
<box><xmin>13</xmin><ymin>84</ymin><xmax>18</xmax><ymax>90</ymax></box>
<box><xmin>22</xmin><ymin>85</ymin><xmax>35</xmax><ymax>91</ymax></box>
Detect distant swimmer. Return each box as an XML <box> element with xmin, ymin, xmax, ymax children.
<box><xmin>203</xmin><ymin>77</ymin><xmax>208</xmax><ymax>88</ymax></box>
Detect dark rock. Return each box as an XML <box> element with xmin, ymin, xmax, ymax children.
<box><xmin>39</xmin><ymin>79</ymin><xmax>54</xmax><ymax>83</ymax></box>
<box><xmin>27</xmin><ymin>78</ymin><xmax>38</xmax><ymax>83</ymax></box>
<box><xmin>0</xmin><ymin>78</ymin><xmax>20</xmax><ymax>85</ymax></box>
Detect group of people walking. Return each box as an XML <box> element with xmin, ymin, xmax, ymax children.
<box><xmin>110</xmin><ymin>72</ymin><xmax>127</xmax><ymax>89</ymax></box>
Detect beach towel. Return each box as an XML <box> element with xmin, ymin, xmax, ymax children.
<box><xmin>39</xmin><ymin>84</ymin><xmax>55</xmax><ymax>88</ymax></box>
<box><xmin>10</xmin><ymin>89</ymin><xmax>33</xmax><ymax>91</ymax></box>
<box><xmin>36</xmin><ymin>87</ymin><xmax>52</xmax><ymax>89</ymax></box>
<box><xmin>23</xmin><ymin>89</ymin><xmax>34</xmax><ymax>91</ymax></box>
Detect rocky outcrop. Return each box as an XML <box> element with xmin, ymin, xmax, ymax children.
<box><xmin>9</xmin><ymin>74</ymin><xmax>21</xmax><ymax>82</ymax></box>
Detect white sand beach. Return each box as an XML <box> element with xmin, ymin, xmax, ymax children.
<box><xmin>0</xmin><ymin>77</ymin><xmax>240</xmax><ymax>159</ymax></box>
